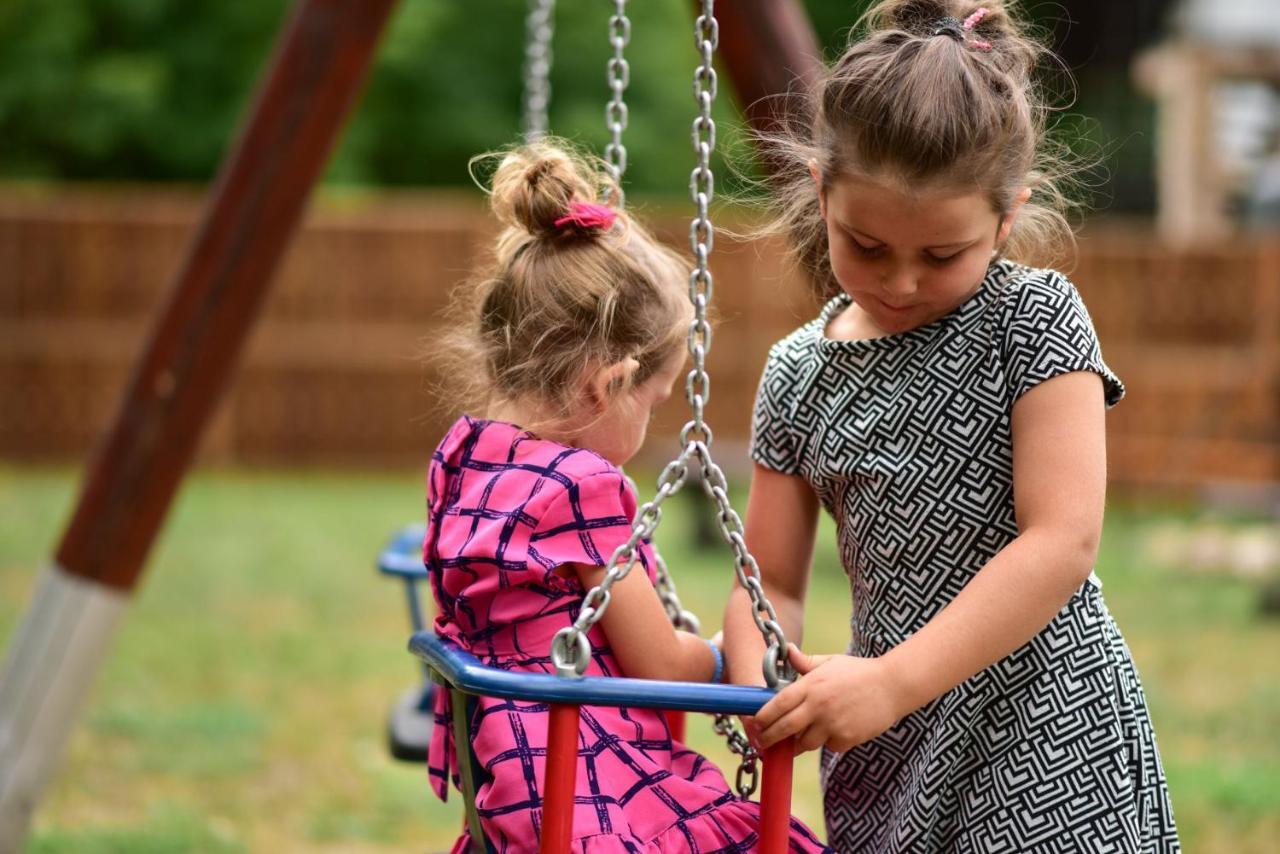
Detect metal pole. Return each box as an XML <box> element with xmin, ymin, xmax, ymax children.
<box><xmin>0</xmin><ymin>1</ymin><xmax>399</xmax><ymax>846</ymax></box>
<box><xmin>540</xmin><ymin>703</ymin><xmax>581</xmax><ymax>852</ymax></box>
<box><xmin>664</xmin><ymin>709</ymin><xmax>687</xmax><ymax>744</ymax></box>
<box><xmin>759</xmin><ymin>738</ymin><xmax>797</xmax><ymax>854</ymax></box>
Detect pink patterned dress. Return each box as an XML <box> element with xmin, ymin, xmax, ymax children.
<box><xmin>425</xmin><ymin>416</ymin><xmax>829</xmax><ymax>853</ymax></box>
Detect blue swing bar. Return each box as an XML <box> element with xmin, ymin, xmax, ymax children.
<box><xmin>410</xmin><ymin>632</ymin><xmax>778</xmax><ymax>716</ymax></box>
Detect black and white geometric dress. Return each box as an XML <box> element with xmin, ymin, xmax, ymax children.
<box><xmin>750</xmin><ymin>260</ymin><xmax>1180</xmax><ymax>853</ymax></box>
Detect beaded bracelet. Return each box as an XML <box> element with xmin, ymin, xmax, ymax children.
<box><xmin>705</xmin><ymin>638</ymin><xmax>724</xmax><ymax>684</ymax></box>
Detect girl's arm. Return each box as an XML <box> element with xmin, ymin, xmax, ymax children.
<box><xmin>722</xmin><ymin>464</ymin><xmax>821</xmax><ymax>687</ymax></box>
<box><xmin>572</xmin><ymin>561</ymin><xmax>716</xmax><ymax>683</ymax></box>
<box><xmin>755</xmin><ymin>370</ymin><xmax>1107</xmax><ymax>752</ymax></box>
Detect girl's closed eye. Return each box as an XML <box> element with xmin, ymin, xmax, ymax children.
<box><xmin>847</xmin><ymin>233</ymin><xmax>885</xmax><ymax>258</ymax></box>
<box><xmin>924</xmin><ymin>250</ymin><xmax>962</xmax><ymax>265</ymax></box>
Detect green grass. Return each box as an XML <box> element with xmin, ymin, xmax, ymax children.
<box><xmin>1</xmin><ymin>466</ymin><xmax>1277</xmax><ymax>851</ymax></box>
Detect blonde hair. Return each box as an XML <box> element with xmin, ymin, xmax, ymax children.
<box><xmin>764</xmin><ymin>0</ymin><xmax>1083</xmax><ymax>298</ymax></box>
<box><xmin>438</xmin><ymin>140</ymin><xmax>689</xmax><ymax>426</ymax></box>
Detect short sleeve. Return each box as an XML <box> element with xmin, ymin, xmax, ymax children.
<box><xmin>528</xmin><ymin>471</ymin><xmax>653</xmax><ymax>579</ymax></box>
<box><xmin>999</xmin><ymin>270</ymin><xmax>1125</xmax><ymax>408</ymax></box>
<box><xmin>750</xmin><ymin>338</ymin><xmax>807</xmax><ymax>475</ymax></box>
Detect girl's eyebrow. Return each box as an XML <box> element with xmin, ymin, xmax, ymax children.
<box><xmin>924</xmin><ymin>238</ymin><xmax>980</xmax><ymax>252</ymax></box>
<box><xmin>841</xmin><ymin>222</ymin><xmax>978</xmax><ymax>252</ymax></box>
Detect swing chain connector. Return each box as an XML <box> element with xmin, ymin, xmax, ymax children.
<box><xmin>550</xmin><ymin>624</ymin><xmax>592</xmax><ymax>678</ymax></box>
<box><xmin>522</xmin><ymin>0</ymin><xmax>555</xmax><ymax>142</ymax></box>
<box><xmin>602</xmin><ymin>0</ymin><xmax>630</xmax><ymax>205</ymax></box>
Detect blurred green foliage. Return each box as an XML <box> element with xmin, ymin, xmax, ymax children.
<box><xmin>0</xmin><ymin>0</ymin><xmax>1155</xmax><ymax>209</ymax></box>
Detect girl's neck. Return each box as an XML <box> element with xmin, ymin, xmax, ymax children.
<box><xmin>484</xmin><ymin>398</ymin><xmax>579</xmax><ymax>447</ymax></box>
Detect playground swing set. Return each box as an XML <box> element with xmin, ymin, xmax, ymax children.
<box><xmin>381</xmin><ymin>2</ymin><xmax>808</xmax><ymax>852</ymax></box>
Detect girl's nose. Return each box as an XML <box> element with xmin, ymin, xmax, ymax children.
<box><xmin>880</xmin><ymin>267</ymin><xmax>918</xmax><ymax>298</ymax></box>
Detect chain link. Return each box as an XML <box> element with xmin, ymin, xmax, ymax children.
<box><xmin>713</xmin><ymin>711</ymin><xmax>760</xmax><ymax>797</ymax></box>
<box><xmin>522</xmin><ymin>0</ymin><xmax>555</xmax><ymax>142</ymax></box>
<box><xmin>602</xmin><ymin>0</ymin><xmax>630</xmax><ymax>205</ymax></box>
<box><xmin>684</xmin><ymin>5</ymin><xmax>716</xmax><ymax>448</ymax></box>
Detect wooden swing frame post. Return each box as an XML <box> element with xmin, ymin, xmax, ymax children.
<box><xmin>0</xmin><ymin>1</ymin><xmax>398</xmax><ymax>846</ymax></box>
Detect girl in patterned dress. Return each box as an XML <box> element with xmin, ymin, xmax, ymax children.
<box><xmin>424</xmin><ymin>142</ymin><xmax>829</xmax><ymax>853</ymax></box>
<box><xmin>722</xmin><ymin>2</ymin><xmax>1180</xmax><ymax>852</ymax></box>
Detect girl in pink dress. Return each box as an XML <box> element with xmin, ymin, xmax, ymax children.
<box><xmin>424</xmin><ymin>142</ymin><xmax>829</xmax><ymax>853</ymax></box>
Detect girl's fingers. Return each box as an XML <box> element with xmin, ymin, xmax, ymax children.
<box><xmin>756</xmin><ymin>702</ymin><xmax>811</xmax><ymax>748</ymax></box>
<box><xmin>753</xmin><ymin>682</ymin><xmax>805</xmax><ymax>729</ymax></box>
<box><xmin>786</xmin><ymin>643</ymin><xmax>827</xmax><ymax>674</ymax></box>
<box><xmin>795</xmin><ymin>722</ymin><xmax>829</xmax><ymax>754</ymax></box>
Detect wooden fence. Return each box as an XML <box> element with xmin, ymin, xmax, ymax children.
<box><xmin>1</xmin><ymin>187</ymin><xmax>1276</xmax><ymax>489</ymax></box>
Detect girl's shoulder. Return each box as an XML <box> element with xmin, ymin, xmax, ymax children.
<box><xmin>432</xmin><ymin>415</ymin><xmax>624</xmax><ymax>501</ymax></box>
<box><xmin>987</xmin><ymin>260</ymin><xmax>1087</xmax><ymax>317</ymax></box>
<box><xmin>984</xmin><ymin>261</ymin><xmax>1124</xmax><ymax>406</ymax></box>
<box><xmin>762</xmin><ymin>301</ymin><xmax>834</xmax><ymax>370</ymax></box>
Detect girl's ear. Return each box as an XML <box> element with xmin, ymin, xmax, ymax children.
<box><xmin>997</xmin><ymin>186</ymin><xmax>1032</xmax><ymax>246</ymax></box>
<box><xmin>586</xmin><ymin>357</ymin><xmax>641</xmax><ymax>413</ymax></box>
<box><xmin>808</xmin><ymin>158</ymin><xmax>826</xmax><ymax>218</ymax></box>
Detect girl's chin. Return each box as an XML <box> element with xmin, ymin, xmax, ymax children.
<box><xmin>868</xmin><ymin>307</ymin><xmax>923</xmax><ymax>333</ymax></box>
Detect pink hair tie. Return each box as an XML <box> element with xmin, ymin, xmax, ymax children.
<box><xmin>962</xmin><ymin>7</ymin><xmax>993</xmax><ymax>50</ymax></box>
<box><xmin>554</xmin><ymin>201</ymin><xmax>617</xmax><ymax>232</ymax></box>
<box><xmin>962</xmin><ymin>7</ymin><xmax>989</xmax><ymax>30</ymax></box>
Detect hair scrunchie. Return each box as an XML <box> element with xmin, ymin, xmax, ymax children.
<box><xmin>554</xmin><ymin>201</ymin><xmax>618</xmax><ymax>232</ymax></box>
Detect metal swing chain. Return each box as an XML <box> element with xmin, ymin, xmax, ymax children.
<box><xmin>522</xmin><ymin>0</ymin><xmax>555</xmax><ymax>142</ymax></box>
<box><xmin>685</xmin><ymin>6</ymin><xmax>775</xmax><ymax>795</ymax></box>
<box><xmin>548</xmin><ymin>0</ymin><xmax>793</xmax><ymax>797</ymax></box>
<box><xmin>653</xmin><ymin>552</ymin><xmax>700</xmax><ymax>633</ymax></box>
<box><xmin>621</xmin><ymin>474</ymin><xmax>700</xmax><ymax>634</ymax></box>
<box><xmin>685</xmin><ymin>2</ymin><xmax>794</xmax><ymax>692</ymax></box>
<box><xmin>602</xmin><ymin>0</ymin><xmax>631</xmax><ymax>205</ymax></box>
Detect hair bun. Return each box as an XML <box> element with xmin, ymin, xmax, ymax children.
<box><xmin>861</xmin><ymin>0</ymin><xmax>1037</xmax><ymax>79</ymax></box>
<box><xmin>488</xmin><ymin>144</ymin><xmax>600</xmax><ymax>238</ymax></box>
<box><xmin>864</xmin><ymin>0</ymin><xmax>1016</xmax><ymax>42</ymax></box>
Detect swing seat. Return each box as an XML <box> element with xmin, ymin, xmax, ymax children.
<box><xmin>387</xmin><ymin>682</ymin><xmax>436</xmax><ymax>762</ymax></box>
<box><xmin>379</xmin><ymin>523</ymin><xmax>435</xmax><ymax>764</ymax></box>
<box><xmin>412</xmin><ymin>634</ymin><xmax>798</xmax><ymax>854</ymax></box>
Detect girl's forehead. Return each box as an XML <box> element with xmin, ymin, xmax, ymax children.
<box><xmin>826</xmin><ymin>174</ymin><xmax>999</xmax><ymax>238</ymax></box>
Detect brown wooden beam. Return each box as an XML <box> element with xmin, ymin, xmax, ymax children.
<box><xmin>708</xmin><ymin>0</ymin><xmax>823</xmax><ymax>180</ymax></box>
<box><xmin>54</xmin><ymin>0</ymin><xmax>399</xmax><ymax>588</ymax></box>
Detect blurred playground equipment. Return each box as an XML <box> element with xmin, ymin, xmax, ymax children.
<box><xmin>1135</xmin><ymin>0</ymin><xmax>1280</xmax><ymax>242</ymax></box>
